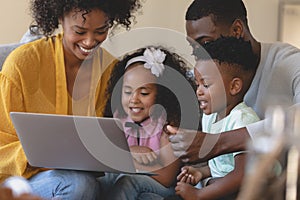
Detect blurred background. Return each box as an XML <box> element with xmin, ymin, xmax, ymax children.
<box><xmin>0</xmin><ymin>0</ymin><xmax>285</xmax><ymax>45</ymax></box>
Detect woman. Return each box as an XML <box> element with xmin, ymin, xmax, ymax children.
<box><xmin>0</xmin><ymin>0</ymin><xmax>141</xmax><ymax>199</ymax></box>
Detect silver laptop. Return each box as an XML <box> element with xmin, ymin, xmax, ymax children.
<box><xmin>10</xmin><ymin>112</ymin><xmax>155</xmax><ymax>175</ymax></box>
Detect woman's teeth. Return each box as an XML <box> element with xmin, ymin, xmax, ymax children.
<box><xmin>79</xmin><ymin>46</ymin><xmax>95</xmax><ymax>53</ymax></box>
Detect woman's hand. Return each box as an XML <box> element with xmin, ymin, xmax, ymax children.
<box><xmin>0</xmin><ymin>187</ymin><xmax>43</xmax><ymax>200</ymax></box>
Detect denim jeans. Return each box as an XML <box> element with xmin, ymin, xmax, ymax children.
<box><xmin>138</xmin><ymin>193</ymin><xmax>164</xmax><ymax>200</ymax></box>
<box><xmin>28</xmin><ymin>169</ymin><xmax>101</xmax><ymax>200</ymax></box>
<box><xmin>98</xmin><ymin>173</ymin><xmax>175</xmax><ymax>200</ymax></box>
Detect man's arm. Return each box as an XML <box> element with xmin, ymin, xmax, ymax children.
<box><xmin>167</xmin><ymin>125</ymin><xmax>250</xmax><ymax>163</ymax></box>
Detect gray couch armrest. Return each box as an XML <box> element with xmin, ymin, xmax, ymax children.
<box><xmin>0</xmin><ymin>43</ymin><xmax>23</xmax><ymax>71</ymax></box>
<box><xmin>0</xmin><ymin>27</ymin><xmax>43</xmax><ymax>71</ymax></box>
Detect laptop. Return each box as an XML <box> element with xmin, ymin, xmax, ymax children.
<box><xmin>10</xmin><ymin>112</ymin><xmax>155</xmax><ymax>175</ymax></box>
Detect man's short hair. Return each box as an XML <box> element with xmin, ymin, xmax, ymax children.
<box><xmin>185</xmin><ymin>0</ymin><xmax>248</xmax><ymax>27</ymax></box>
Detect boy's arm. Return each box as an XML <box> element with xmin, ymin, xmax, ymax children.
<box><xmin>196</xmin><ymin>153</ymin><xmax>246</xmax><ymax>199</ymax></box>
<box><xmin>196</xmin><ymin>164</ymin><xmax>211</xmax><ymax>179</ymax></box>
<box><xmin>177</xmin><ymin>164</ymin><xmax>211</xmax><ymax>185</ymax></box>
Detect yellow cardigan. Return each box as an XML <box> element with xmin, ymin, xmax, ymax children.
<box><xmin>0</xmin><ymin>34</ymin><xmax>116</xmax><ymax>183</ymax></box>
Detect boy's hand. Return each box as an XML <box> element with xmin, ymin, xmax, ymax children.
<box><xmin>177</xmin><ymin>166</ymin><xmax>203</xmax><ymax>185</ymax></box>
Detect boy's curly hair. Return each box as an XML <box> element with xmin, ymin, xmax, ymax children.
<box><xmin>103</xmin><ymin>46</ymin><xmax>196</xmax><ymax>127</ymax></box>
<box><xmin>194</xmin><ymin>36</ymin><xmax>258</xmax><ymax>96</ymax></box>
<box><xmin>195</xmin><ymin>36</ymin><xmax>257</xmax><ymax>71</ymax></box>
<box><xmin>30</xmin><ymin>0</ymin><xmax>142</xmax><ymax>37</ymax></box>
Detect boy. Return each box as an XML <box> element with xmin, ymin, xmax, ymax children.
<box><xmin>175</xmin><ymin>36</ymin><xmax>260</xmax><ymax>200</ymax></box>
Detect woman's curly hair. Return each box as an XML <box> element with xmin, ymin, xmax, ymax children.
<box><xmin>30</xmin><ymin>0</ymin><xmax>142</xmax><ymax>37</ymax></box>
<box><xmin>103</xmin><ymin>46</ymin><xmax>196</xmax><ymax>127</ymax></box>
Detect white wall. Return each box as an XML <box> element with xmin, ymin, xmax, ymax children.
<box><xmin>0</xmin><ymin>0</ymin><xmax>32</xmax><ymax>44</ymax></box>
<box><xmin>132</xmin><ymin>0</ymin><xmax>193</xmax><ymax>33</ymax></box>
<box><xmin>102</xmin><ymin>0</ymin><xmax>282</xmax><ymax>64</ymax></box>
<box><xmin>0</xmin><ymin>0</ymin><xmax>282</xmax><ymax>44</ymax></box>
<box><xmin>279</xmin><ymin>2</ymin><xmax>300</xmax><ymax>48</ymax></box>
<box><xmin>244</xmin><ymin>0</ymin><xmax>280</xmax><ymax>43</ymax></box>
<box><xmin>103</xmin><ymin>0</ymin><xmax>195</xmax><ymax>65</ymax></box>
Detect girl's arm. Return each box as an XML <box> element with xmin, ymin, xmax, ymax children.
<box><xmin>155</xmin><ymin>131</ymin><xmax>183</xmax><ymax>187</ymax></box>
<box><xmin>135</xmin><ymin>132</ymin><xmax>182</xmax><ymax>187</ymax></box>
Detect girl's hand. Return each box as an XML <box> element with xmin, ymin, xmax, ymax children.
<box><xmin>130</xmin><ymin>146</ymin><xmax>158</xmax><ymax>165</ymax></box>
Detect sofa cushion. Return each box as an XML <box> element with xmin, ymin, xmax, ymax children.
<box><xmin>0</xmin><ymin>43</ymin><xmax>23</xmax><ymax>70</ymax></box>
<box><xmin>0</xmin><ymin>28</ymin><xmax>43</xmax><ymax>71</ymax></box>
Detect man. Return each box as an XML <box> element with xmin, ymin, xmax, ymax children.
<box><xmin>141</xmin><ymin>0</ymin><xmax>300</xmax><ymax>199</ymax></box>
<box><xmin>167</xmin><ymin>0</ymin><xmax>300</xmax><ymax>165</ymax></box>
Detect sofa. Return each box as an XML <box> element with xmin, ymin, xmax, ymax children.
<box><xmin>0</xmin><ymin>29</ymin><xmax>43</xmax><ymax>70</ymax></box>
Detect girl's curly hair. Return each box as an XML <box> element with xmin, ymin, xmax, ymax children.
<box><xmin>103</xmin><ymin>46</ymin><xmax>196</xmax><ymax>127</ymax></box>
<box><xmin>30</xmin><ymin>0</ymin><xmax>142</xmax><ymax>37</ymax></box>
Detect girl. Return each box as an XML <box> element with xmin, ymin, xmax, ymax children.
<box><xmin>103</xmin><ymin>46</ymin><xmax>196</xmax><ymax>199</ymax></box>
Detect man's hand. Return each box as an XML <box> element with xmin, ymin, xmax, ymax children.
<box><xmin>167</xmin><ymin>125</ymin><xmax>220</xmax><ymax>164</ymax></box>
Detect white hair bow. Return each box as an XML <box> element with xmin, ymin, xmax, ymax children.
<box><xmin>125</xmin><ymin>47</ymin><xmax>166</xmax><ymax>77</ymax></box>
